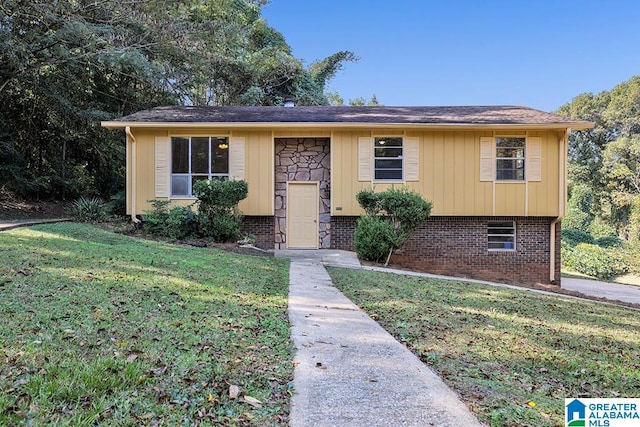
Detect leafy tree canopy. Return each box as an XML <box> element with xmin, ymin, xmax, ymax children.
<box><xmin>0</xmin><ymin>0</ymin><xmax>356</xmax><ymax>200</ymax></box>
<box><xmin>558</xmin><ymin>76</ymin><xmax>640</xmax><ymax>240</ymax></box>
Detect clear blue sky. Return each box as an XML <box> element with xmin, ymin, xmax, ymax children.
<box><xmin>262</xmin><ymin>0</ymin><xmax>640</xmax><ymax>112</ymax></box>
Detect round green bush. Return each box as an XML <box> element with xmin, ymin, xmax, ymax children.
<box><xmin>354</xmin><ymin>215</ymin><xmax>394</xmax><ymax>263</ymax></box>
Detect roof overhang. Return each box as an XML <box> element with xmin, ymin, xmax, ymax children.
<box><xmin>101</xmin><ymin>121</ymin><xmax>594</xmax><ymax>131</ymax></box>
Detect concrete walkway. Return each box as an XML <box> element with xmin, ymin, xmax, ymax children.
<box><xmin>0</xmin><ymin>218</ymin><xmax>71</xmax><ymax>231</ymax></box>
<box><xmin>277</xmin><ymin>250</ymin><xmax>481</xmax><ymax>427</ymax></box>
<box><xmin>276</xmin><ymin>248</ymin><xmax>640</xmax><ymax>426</ymax></box>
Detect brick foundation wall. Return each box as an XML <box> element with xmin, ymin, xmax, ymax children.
<box><xmin>331</xmin><ymin>215</ymin><xmax>561</xmax><ymax>286</ymax></box>
<box><xmin>242</xmin><ymin>216</ymin><xmax>275</xmax><ymax>250</ymax></box>
<box><xmin>330</xmin><ymin>216</ymin><xmax>357</xmax><ymax>251</ymax></box>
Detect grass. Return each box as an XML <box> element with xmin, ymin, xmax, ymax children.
<box><xmin>0</xmin><ymin>223</ymin><xmax>292</xmax><ymax>426</ymax></box>
<box><xmin>328</xmin><ymin>267</ymin><xmax>640</xmax><ymax>427</ymax></box>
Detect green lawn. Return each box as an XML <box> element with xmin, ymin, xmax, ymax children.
<box><xmin>0</xmin><ymin>223</ymin><xmax>292</xmax><ymax>426</ymax></box>
<box><xmin>328</xmin><ymin>267</ymin><xmax>640</xmax><ymax>427</ymax></box>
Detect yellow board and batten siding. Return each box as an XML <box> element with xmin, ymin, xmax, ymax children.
<box><xmin>329</xmin><ymin>129</ymin><xmax>563</xmax><ymax>217</ymax></box>
<box><xmin>127</xmin><ymin>128</ymin><xmax>274</xmax><ymax>215</ymax></box>
<box><xmin>127</xmin><ymin>126</ymin><xmax>564</xmax><ymax>218</ymax></box>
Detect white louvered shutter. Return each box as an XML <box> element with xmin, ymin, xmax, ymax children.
<box><xmin>358</xmin><ymin>137</ymin><xmax>373</xmax><ymax>181</ymax></box>
<box><xmin>526</xmin><ymin>137</ymin><xmax>542</xmax><ymax>181</ymax></box>
<box><xmin>155</xmin><ymin>136</ymin><xmax>171</xmax><ymax>197</ymax></box>
<box><xmin>229</xmin><ymin>137</ymin><xmax>246</xmax><ymax>181</ymax></box>
<box><xmin>404</xmin><ymin>137</ymin><xmax>419</xmax><ymax>181</ymax></box>
<box><xmin>479</xmin><ymin>137</ymin><xmax>495</xmax><ymax>182</ymax></box>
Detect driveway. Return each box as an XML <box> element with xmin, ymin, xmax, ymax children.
<box><xmin>562</xmin><ymin>277</ymin><xmax>640</xmax><ymax>305</ymax></box>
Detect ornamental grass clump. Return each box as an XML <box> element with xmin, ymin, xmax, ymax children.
<box><xmin>72</xmin><ymin>196</ymin><xmax>107</xmax><ymax>222</ymax></box>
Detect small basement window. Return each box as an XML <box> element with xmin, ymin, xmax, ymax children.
<box><xmin>488</xmin><ymin>221</ymin><xmax>516</xmax><ymax>251</ymax></box>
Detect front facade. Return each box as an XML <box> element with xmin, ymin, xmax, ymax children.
<box><xmin>102</xmin><ymin>105</ymin><xmax>592</xmax><ymax>286</ymax></box>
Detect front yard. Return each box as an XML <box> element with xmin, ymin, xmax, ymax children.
<box><xmin>328</xmin><ymin>267</ymin><xmax>640</xmax><ymax>427</ymax></box>
<box><xmin>0</xmin><ymin>223</ymin><xmax>292</xmax><ymax>426</ymax></box>
<box><xmin>3</xmin><ymin>222</ymin><xmax>639</xmax><ymax>426</ymax></box>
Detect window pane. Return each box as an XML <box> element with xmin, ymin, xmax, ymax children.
<box><xmin>375</xmin><ymin>137</ymin><xmax>402</xmax><ymax>147</ymax></box>
<box><xmin>489</xmin><ymin>241</ymin><xmax>514</xmax><ymax>249</ymax></box>
<box><xmin>496</xmin><ymin>148</ymin><xmax>525</xmax><ymax>158</ymax></box>
<box><xmin>488</xmin><ymin>222</ymin><xmax>514</xmax><ymax>229</ymax></box>
<box><xmin>496</xmin><ymin>160</ymin><xmax>524</xmax><ymax>170</ymax></box>
<box><xmin>488</xmin><ymin>221</ymin><xmax>515</xmax><ymax>250</ymax></box>
<box><xmin>375</xmin><ymin>169</ymin><xmax>403</xmax><ymax>180</ymax></box>
<box><xmin>171</xmin><ymin>175</ymin><xmax>189</xmax><ymax>196</ymax></box>
<box><xmin>172</xmin><ymin>138</ymin><xmax>189</xmax><ymax>173</ymax></box>
<box><xmin>488</xmin><ymin>227</ymin><xmax>514</xmax><ymax>234</ymax></box>
<box><xmin>375</xmin><ymin>147</ymin><xmax>402</xmax><ymax>158</ymax></box>
<box><xmin>375</xmin><ymin>159</ymin><xmax>403</xmax><ymax>169</ymax></box>
<box><xmin>191</xmin><ymin>137</ymin><xmax>209</xmax><ymax>174</ymax></box>
<box><xmin>212</xmin><ymin>138</ymin><xmax>229</xmax><ymax>174</ymax></box>
<box><xmin>496</xmin><ymin>137</ymin><xmax>525</xmax><ymax>148</ymax></box>
<box><xmin>496</xmin><ymin>169</ymin><xmax>516</xmax><ymax>180</ymax></box>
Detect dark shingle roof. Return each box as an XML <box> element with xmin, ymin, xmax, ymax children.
<box><xmin>102</xmin><ymin>105</ymin><xmax>593</xmax><ymax>129</ymax></box>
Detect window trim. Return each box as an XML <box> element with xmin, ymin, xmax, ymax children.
<box><xmin>170</xmin><ymin>136</ymin><xmax>230</xmax><ymax>197</ymax></box>
<box><xmin>488</xmin><ymin>221</ymin><xmax>516</xmax><ymax>252</ymax></box>
<box><xmin>373</xmin><ymin>136</ymin><xmax>404</xmax><ymax>181</ymax></box>
<box><xmin>495</xmin><ymin>136</ymin><xmax>526</xmax><ymax>182</ymax></box>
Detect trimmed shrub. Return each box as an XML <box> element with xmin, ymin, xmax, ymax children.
<box><xmin>142</xmin><ymin>200</ymin><xmax>198</xmax><ymax>240</ymax></box>
<box><xmin>353</xmin><ymin>215</ymin><xmax>394</xmax><ymax>263</ymax></box>
<box><xmin>166</xmin><ymin>205</ymin><xmax>197</xmax><ymax>240</ymax></box>
<box><xmin>193</xmin><ymin>179</ymin><xmax>248</xmax><ymax>242</ymax></box>
<box><xmin>142</xmin><ymin>199</ymin><xmax>170</xmax><ymax>236</ymax></box>
<box><xmin>72</xmin><ymin>196</ymin><xmax>107</xmax><ymax>222</ymax></box>
<box><xmin>354</xmin><ymin>186</ymin><xmax>432</xmax><ymax>265</ymax></box>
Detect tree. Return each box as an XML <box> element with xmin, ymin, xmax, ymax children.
<box><xmin>349</xmin><ymin>95</ymin><xmax>381</xmax><ymax>106</ymax></box>
<box><xmin>557</xmin><ymin>76</ymin><xmax>640</xmax><ymax>237</ymax></box>
<box><xmin>0</xmin><ymin>0</ymin><xmax>357</xmax><ymax>201</ymax></box>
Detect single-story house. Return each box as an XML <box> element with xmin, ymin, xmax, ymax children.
<box><xmin>102</xmin><ymin>105</ymin><xmax>593</xmax><ymax>286</ymax></box>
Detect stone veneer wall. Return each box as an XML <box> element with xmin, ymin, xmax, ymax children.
<box><xmin>274</xmin><ymin>138</ymin><xmax>331</xmax><ymax>249</ymax></box>
<box><xmin>330</xmin><ymin>216</ymin><xmax>561</xmax><ymax>286</ymax></box>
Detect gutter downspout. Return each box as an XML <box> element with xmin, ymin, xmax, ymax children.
<box><xmin>550</xmin><ymin>128</ymin><xmax>571</xmax><ymax>284</ymax></box>
<box><xmin>125</xmin><ymin>126</ymin><xmax>140</xmax><ymax>224</ymax></box>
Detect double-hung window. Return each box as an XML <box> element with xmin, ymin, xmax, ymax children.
<box><xmin>171</xmin><ymin>136</ymin><xmax>229</xmax><ymax>196</ymax></box>
<box><xmin>488</xmin><ymin>221</ymin><xmax>516</xmax><ymax>251</ymax></box>
<box><xmin>496</xmin><ymin>137</ymin><xmax>525</xmax><ymax>180</ymax></box>
<box><xmin>374</xmin><ymin>137</ymin><xmax>403</xmax><ymax>180</ymax></box>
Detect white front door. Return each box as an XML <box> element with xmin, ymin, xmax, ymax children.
<box><xmin>287</xmin><ymin>182</ymin><xmax>319</xmax><ymax>248</ymax></box>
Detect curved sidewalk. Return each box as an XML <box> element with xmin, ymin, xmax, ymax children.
<box><xmin>278</xmin><ymin>250</ymin><xmax>481</xmax><ymax>427</ymax></box>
